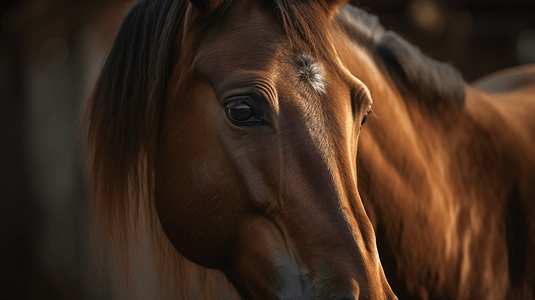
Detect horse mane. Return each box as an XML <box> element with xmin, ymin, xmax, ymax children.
<box><xmin>338</xmin><ymin>4</ymin><xmax>466</xmax><ymax>108</ymax></box>
<box><xmin>82</xmin><ymin>0</ymin><xmax>237</xmax><ymax>298</ymax></box>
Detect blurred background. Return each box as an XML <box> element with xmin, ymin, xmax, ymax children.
<box><xmin>0</xmin><ymin>0</ymin><xmax>534</xmax><ymax>299</ymax></box>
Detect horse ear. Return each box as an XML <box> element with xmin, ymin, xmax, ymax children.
<box><xmin>189</xmin><ymin>0</ymin><xmax>226</xmax><ymax>13</ymax></box>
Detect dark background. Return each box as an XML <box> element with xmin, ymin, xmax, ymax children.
<box><xmin>1</xmin><ymin>0</ymin><xmax>534</xmax><ymax>299</ymax></box>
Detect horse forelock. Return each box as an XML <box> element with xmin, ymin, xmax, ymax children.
<box><xmin>272</xmin><ymin>0</ymin><xmax>342</xmax><ymax>65</ymax></box>
<box><xmin>338</xmin><ymin>4</ymin><xmax>466</xmax><ymax>110</ymax></box>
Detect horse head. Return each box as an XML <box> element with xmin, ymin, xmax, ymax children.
<box><xmin>85</xmin><ymin>0</ymin><xmax>396</xmax><ymax>299</ymax></box>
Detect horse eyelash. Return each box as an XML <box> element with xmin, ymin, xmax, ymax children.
<box><xmin>226</xmin><ymin>99</ymin><xmax>245</xmax><ymax>109</ymax></box>
<box><xmin>368</xmin><ymin>108</ymin><xmax>379</xmax><ymax>120</ymax></box>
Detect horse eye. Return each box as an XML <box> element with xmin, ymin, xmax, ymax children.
<box><xmin>361</xmin><ymin>112</ymin><xmax>368</xmax><ymax>125</ymax></box>
<box><xmin>225</xmin><ymin>99</ymin><xmax>256</xmax><ymax>124</ymax></box>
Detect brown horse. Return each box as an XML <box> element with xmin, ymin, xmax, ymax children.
<box><xmin>82</xmin><ymin>0</ymin><xmax>535</xmax><ymax>299</ymax></box>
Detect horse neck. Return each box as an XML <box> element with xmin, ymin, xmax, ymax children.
<box><xmin>355</xmin><ymin>57</ymin><xmax>527</xmax><ymax>297</ymax></box>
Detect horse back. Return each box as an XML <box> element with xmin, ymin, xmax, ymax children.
<box><xmin>472</xmin><ymin>64</ymin><xmax>535</xmax><ymax>94</ymax></box>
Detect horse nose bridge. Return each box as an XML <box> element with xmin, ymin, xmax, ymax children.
<box><xmin>282</xmin><ymin>150</ymin><xmax>371</xmax><ymax>245</ymax></box>
<box><xmin>282</xmin><ymin>129</ymin><xmax>360</xmax><ymax>206</ymax></box>
<box><xmin>279</xmin><ymin>141</ymin><xmax>376</xmax><ymax>256</ymax></box>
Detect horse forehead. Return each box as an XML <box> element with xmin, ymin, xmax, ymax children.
<box><xmin>190</xmin><ymin>0</ymin><xmax>347</xmax><ymax>92</ymax></box>
<box><xmin>197</xmin><ymin>0</ymin><xmax>284</xmax><ymax>51</ymax></box>
<box><xmin>191</xmin><ymin>5</ymin><xmax>286</xmax><ymax>79</ymax></box>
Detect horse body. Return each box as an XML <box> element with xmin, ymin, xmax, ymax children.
<box><xmin>358</xmin><ymin>82</ymin><xmax>535</xmax><ymax>299</ymax></box>
<box><xmin>339</xmin><ymin>7</ymin><xmax>535</xmax><ymax>297</ymax></box>
<box><xmin>83</xmin><ymin>0</ymin><xmax>535</xmax><ymax>299</ymax></box>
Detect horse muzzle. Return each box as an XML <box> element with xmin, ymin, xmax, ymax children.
<box><xmin>224</xmin><ymin>217</ymin><xmax>397</xmax><ymax>300</ymax></box>
<box><xmin>273</xmin><ymin>256</ymin><xmax>398</xmax><ymax>300</ymax></box>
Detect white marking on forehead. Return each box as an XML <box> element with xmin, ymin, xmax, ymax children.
<box><xmin>293</xmin><ymin>55</ymin><xmax>335</xmax><ymax>179</ymax></box>
<box><xmin>296</xmin><ymin>54</ymin><xmax>326</xmax><ymax>94</ymax></box>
